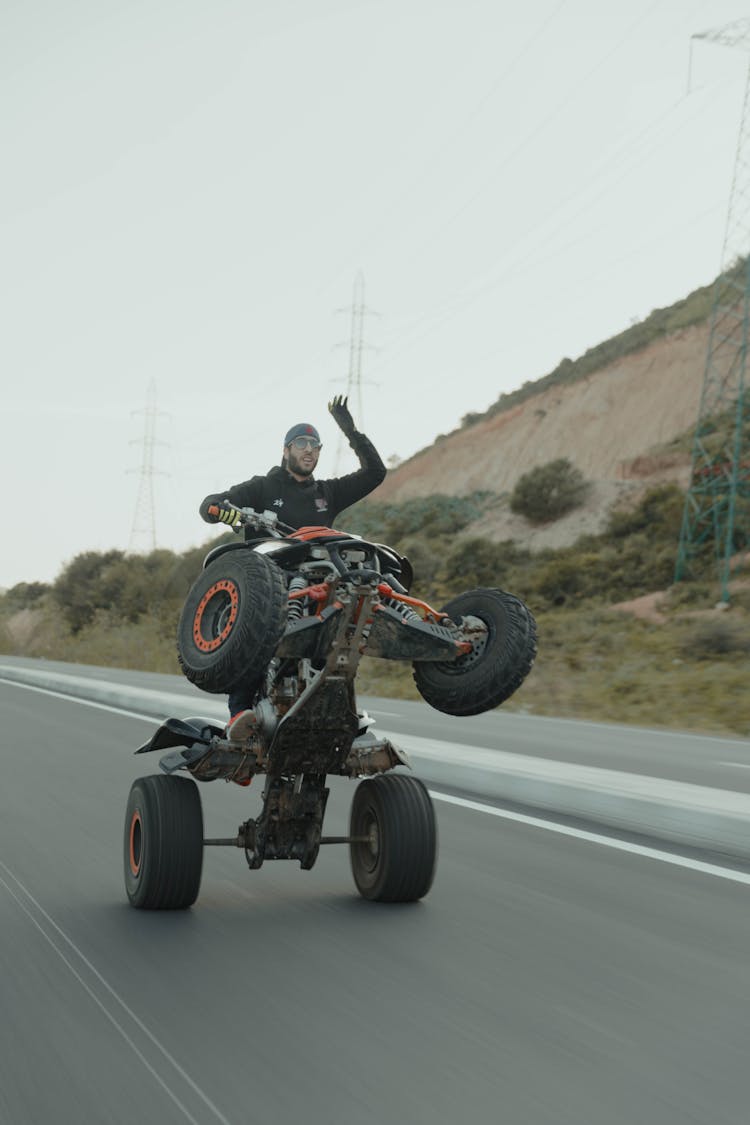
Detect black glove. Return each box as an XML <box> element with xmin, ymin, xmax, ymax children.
<box><xmin>328</xmin><ymin>394</ymin><xmax>357</xmax><ymax>439</ymax></box>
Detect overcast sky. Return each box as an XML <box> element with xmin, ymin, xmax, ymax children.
<box><xmin>3</xmin><ymin>0</ymin><xmax>750</xmax><ymax>588</ymax></box>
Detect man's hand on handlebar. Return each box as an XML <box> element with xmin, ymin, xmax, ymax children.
<box><xmin>209</xmin><ymin>503</ymin><xmax>242</xmax><ymax>526</ymax></box>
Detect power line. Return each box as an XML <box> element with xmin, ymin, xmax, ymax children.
<box><xmin>363</xmin><ymin>86</ymin><xmax>728</xmax><ymax>380</ymax></box>
<box><xmin>313</xmin><ymin>0</ymin><xmax>571</xmax><ymax>303</ymax></box>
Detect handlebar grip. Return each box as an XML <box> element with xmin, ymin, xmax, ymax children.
<box><xmin>208</xmin><ymin>503</ymin><xmax>242</xmax><ymax>526</ymax></box>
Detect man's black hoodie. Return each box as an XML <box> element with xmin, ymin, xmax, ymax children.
<box><xmin>199</xmin><ymin>430</ymin><xmax>386</xmax><ymax>531</ymax></box>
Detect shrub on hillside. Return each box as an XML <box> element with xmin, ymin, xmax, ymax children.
<box><xmin>439</xmin><ymin>538</ymin><xmax>532</xmax><ymax>597</ymax></box>
<box><xmin>680</xmin><ymin>618</ymin><xmax>750</xmax><ymax>660</ymax></box>
<box><xmin>1</xmin><ymin>582</ymin><xmax>50</xmax><ymax>611</ymax></box>
<box><xmin>510</xmin><ymin>459</ymin><xmax>589</xmax><ymax>524</ymax></box>
<box><xmin>343</xmin><ymin>492</ymin><xmax>493</xmax><ymax>548</ymax></box>
<box><xmin>53</xmin><ymin>550</ymin><xmax>126</xmax><ymax>633</ymax></box>
<box><xmin>52</xmin><ymin>546</ymin><xmax>211</xmax><ymax>634</ymax></box>
<box><xmin>397</xmin><ymin>538</ymin><xmax>441</xmax><ymax>594</ymax></box>
<box><xmin>529</xmin><ymin>551</ymin><xmax>613</xmax><ymax>606</ymax></box>
<box><xmin>606</xmin><ymin>484</ymin><xmax>684</xmax><ymax>541</ymax></box>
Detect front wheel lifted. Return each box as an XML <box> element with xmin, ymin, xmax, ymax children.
<box><xmin>412</xmin><ymin>588</ymin><xmax>537</xmax><ymax>717</ymax></box>
<box><xmin>350</xmin><ymin>774</ymin><xmax>437</xmax><ymax>902</ymax></box>
<box><xmin>177</xmin><ymin>550</ymin><xmax>287</xmax><ymax>695</ymax></box>
<box><xmin>124</xmin><ymin>775</ymin><xmax>204</xmax><ymax>909</ymax></box>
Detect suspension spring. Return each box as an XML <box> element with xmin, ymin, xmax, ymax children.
<box><xmin>383</xmin><ymin>595</ymin><xmax>421</xmax><ymax>623</ymax></box>
<box><xmin>287</xmin><ymin>575</ymin><xmax>308</xmax><ymax>623</ymax></box>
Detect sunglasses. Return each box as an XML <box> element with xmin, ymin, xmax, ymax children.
<box><xmin>289</xmin><ymin>437</ymin><xmax>322</xmax><ymax>451</ymax></box>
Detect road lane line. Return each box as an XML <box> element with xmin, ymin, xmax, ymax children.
<box><xmin>492</xmin><ymin>711</ymin><xmax>750</xmax><ymax>746</ymax></box>
<box><xmin>0</xmin><ymin>677</ymin><xmax>162</xmax><ymax>722</ymax></box>
<box><xmin>720</xmin><ymin>762</ymin><xmax>750</xmax><ymax>769</ymax></box>
<box><xmin>0</xmin><ymin>860</ymin><xmax>233</xmax><ymax>1125</ymax></box>
<box><xmin>429</xmin><ymin>791</ymin><xmax>750</xmax><ymax>885</ymax></box>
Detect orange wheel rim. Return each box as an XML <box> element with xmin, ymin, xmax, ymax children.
<box><xmin>129</xmin><ymin>811</ymin><xmax>142</xmax><ymax>877</ymax></box>
<box><xmin>193</xmin><ymin>579</ymin><xmax>239</xmax><ymax>653</ymax></box>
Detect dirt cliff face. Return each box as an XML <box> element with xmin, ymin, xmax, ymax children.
<box><xmin>378</xmin><ymin>321</ymin><xmax>708</xmax><ymax>505</ymax></box>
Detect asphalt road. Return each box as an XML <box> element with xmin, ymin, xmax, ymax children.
<box><xmin>1</xmin><ymin>679</ymin><xmax>749</xmax><ymax>1125</ymax></box>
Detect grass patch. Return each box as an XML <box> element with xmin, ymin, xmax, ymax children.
<box><xmin>502</xmin><ymin>606</ymin><xmax>750</xmax><ymax>737</ymax></box>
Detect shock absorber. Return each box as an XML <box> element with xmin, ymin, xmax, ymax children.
<box><xmin>287</xmin><ymin>575</ymin><xmax>308</xmax><ymax>623</ymax></box>
<box><xmin>383</xmin><ymin>596</ymin><xmax>421</xmax><ymax>624</ymax></box>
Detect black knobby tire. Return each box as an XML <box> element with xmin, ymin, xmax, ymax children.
<box><xmin>177</xmin><ymin>550</ymin><xmax>288</xmax><ymax>695</ymax></box>
<box><xmin>124</xmin><ymin>775</ymin><xmax>204</xmax><ymax>910</ymax></box>
<box><xmin>412</xmin><ymin>588</ymin><xmax>537</xmax><ymax>717</ymax></box>
<box><xmin>350</xmin><ymin>774</ymin><xmax>437</xmax><ymax>902</ymax></box>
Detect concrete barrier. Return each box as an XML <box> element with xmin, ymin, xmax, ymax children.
<box><xmin>2</xmin><ymin>661</ymin><xmax>749</xmax><ymax>861</ymax></box>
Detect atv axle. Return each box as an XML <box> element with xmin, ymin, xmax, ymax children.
<box><xmin>203</xmin><ymin>835</ymin><xmax>370</xmax><ymax>847</ymax></box>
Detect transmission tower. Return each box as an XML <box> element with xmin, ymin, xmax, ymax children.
<box><xmin>333</xmin><ymin>272</ymin><xmax>379</xmax><ymax>469</ymax></box>
<box><xmin>128</xmin><ymin>379</ymin><xmax>168</xmax><ymax>553</ymax></box>
<box><xmin>675</xmin><ymin>19</ymin><xmax>750</xmax><ymax>602</ymax></box>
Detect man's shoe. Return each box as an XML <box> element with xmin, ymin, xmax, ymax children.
<box><xmin>226</xmin><ymin>710</ymin><xmax>257</xmax><ymax>742</ymax></box>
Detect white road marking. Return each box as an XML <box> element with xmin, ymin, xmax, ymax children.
<box><xmin>719</xmin><ymin>761</ymin><xmax>750</xmax><ymax>769</ymax></box>
<box><xmin>0</xmin><ymin>860</ymin><xmax>232</xmax><ymax>1125</ymax></box>
<box><xmin>494</xmin><ymin>710</ymin><xmax>750</xmax><ymax>746</ymax></box>
<box><xmin>0</xmin><ymin>677</ymin><xmax>161</xmax><ymax>722</ymax></box>
<box><xmin>4</xmin><ymin>676</ymin><xmax>749</xmax><ymax>884</ymax></box>
<box><xmin>429</xmin><ymin>791</ymin><xmax>750</xmax><ymax>885</ymax></box>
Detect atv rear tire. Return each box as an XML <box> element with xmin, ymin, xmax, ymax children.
<box><xmin>412</xmin><ymin>588</ymin><xmax>536</xmax><ymax>717</ymax></box>
<box><xmin>350</xmin><ymin>774</ymin><xmax>437</xmax><ymax>902</ymax></box>
<box><xmin>177</xmin><ymin>551</ymin><xmax>287</xmax><ymax>695</ymax></box>
<box><xmin>124</xmin><ymin>775</ymin><xmax>203</xmax><ymax>909</ymax></box>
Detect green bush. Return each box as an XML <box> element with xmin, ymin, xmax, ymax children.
<box><xmin>53</xmin><ymin>550</ymin><xmax>126</xmax><ymax>633</ymax></box>
<box><xmin>606</xmin><ymin>484</ymin><xmax>684</xmax><ymax>541</ymax></box>
<box><xmin>510</xmin><ymin>459</ymin><xmax>589</xmax><ymax>524</ymax></box>
<box><xmin>342</xmin><ymin>492</ymin><xmax>493</xmax><ymax>548</ymax></box>
<box><xmin>680</xmin><ymin>618</ymin><xmax>750</xmax><ymax>660</ymax></box>
<box><xmin>1</xmin><ymin>582</ymin><xmax>50</xmax><ymax>611</ymax></box>
<box><xmin>439</xmin><ymin>538</ymin><xmax>531</xmax><ymax>597</ymax></box>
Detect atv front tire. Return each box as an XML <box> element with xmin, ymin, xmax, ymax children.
<box><xmin>177</xmin><ymin>551</ymin><xmax>287</xmax><ymax>695</ymax></box>
<box><xmin>124</xmin><ymin>775</ymin><xmax>204</xmax><ymax>909</ymax></box>
<box><xmin>412</xmin><ymin>588</ymin><xmax>536</xmax><ymax>717</ymax></box>
<box><xmin>350</xmin><ymin>774</ymin><xmax>437</xmax><ymax>902</ymax></box>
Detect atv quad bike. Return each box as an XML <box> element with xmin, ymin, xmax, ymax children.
<box><xmin>124</xmin><ymin>505</ymin><xmax>537</xmax><ymax>909</ymax></box>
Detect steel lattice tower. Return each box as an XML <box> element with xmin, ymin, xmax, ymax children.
<box><xmin>128</xmin><ymin>380</ymin><xmax>167</xmax><ymax>553</ymax></box>
<box><xmin>675</xmin><ymin>19</ymin><xmax>750</xmax><ymax>601</ymax></box>
<box><xmin>333</xmin><ymin>272</ymin><xmax>378</xmax><ymax>470</ymax></box>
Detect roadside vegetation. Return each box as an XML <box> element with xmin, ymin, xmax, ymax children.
<box><xmin>2</xmin><ymin>482</ymin><xmax>749</xmax><ymax>736</ymax></box>
<box><xmin>509</xmin><ymin>458</ymin><xmax>590</xmax><ymax>523</ymax></box>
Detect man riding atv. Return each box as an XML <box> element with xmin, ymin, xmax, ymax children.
<box><xmin>199</xmin><ymin>395</ymin><xmax>386</xmax><ymax>737</ymax></box>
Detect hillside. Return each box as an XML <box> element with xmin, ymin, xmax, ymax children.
<box><xmin>379</xmin><ymin>319</ymin><xmax>710</xmax><ymax>548</ymax></box>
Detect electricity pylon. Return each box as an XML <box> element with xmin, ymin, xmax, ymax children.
<box><xmin>675</xmin><ymin>19</ymin><xmax>750</xmax><ymax>602</ymax></box>
<box><xmin>128</xmin><ymin>380</ymin><xmax>168</xmax><ymax>553</ymax></box>
<box><xmin>333</xmin><ymin>272</ymin><xmax>379</xmax><ymax>470</ymax></box>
